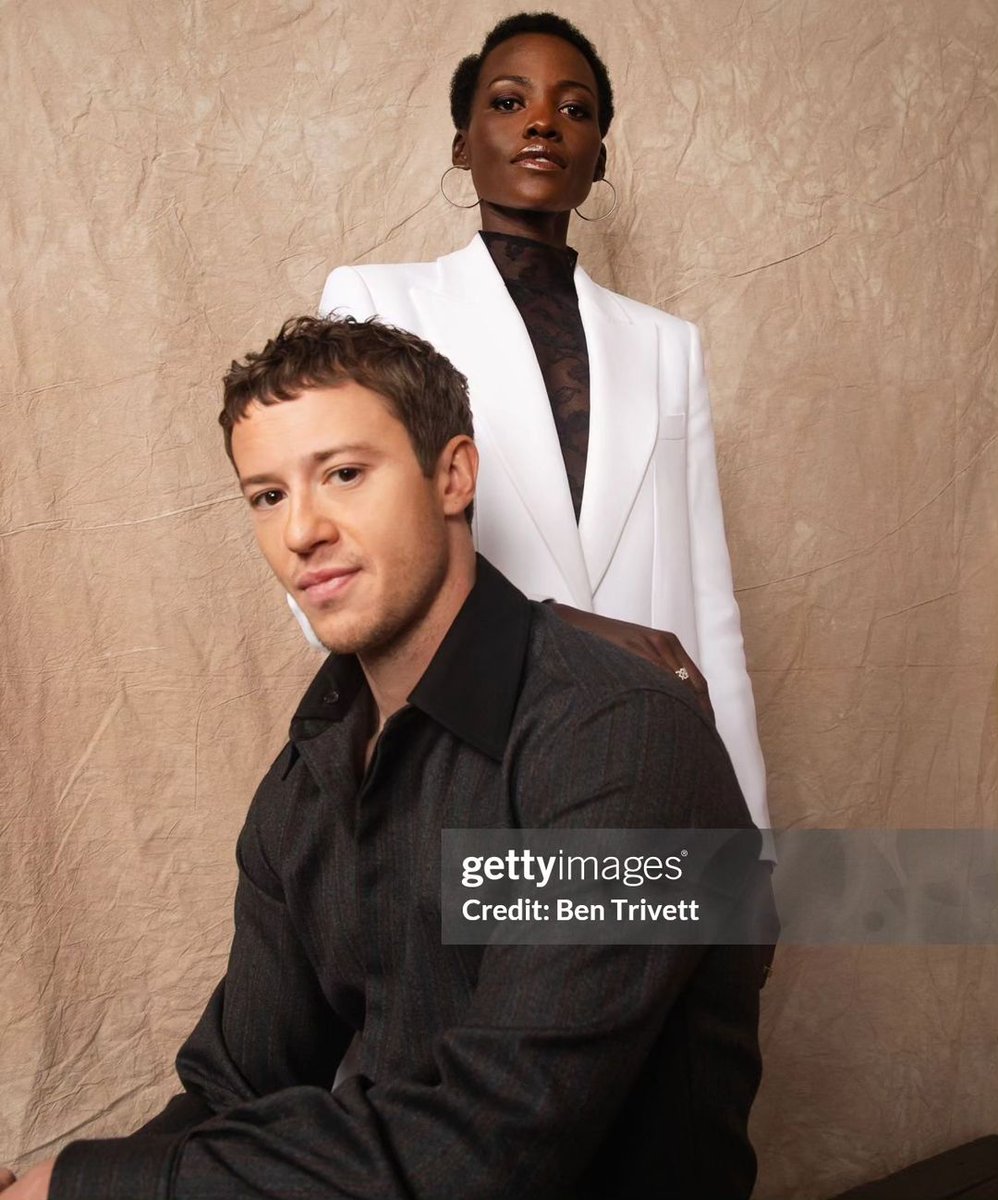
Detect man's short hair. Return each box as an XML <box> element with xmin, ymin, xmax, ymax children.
<box><xmin>220</xmin><ymin>315</ymin><xmax>475</xmax><ymax>518</ymax></box>
<box><xmin>450</xmin><ymin>12</ymin><xmax>615</xmax><ymax>136</ymax></box>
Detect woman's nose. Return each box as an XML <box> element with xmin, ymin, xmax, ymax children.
<box><xmin>523</xmin><ymin>104</ymin><xmax>560</xmax><ymax>139</ymax></box>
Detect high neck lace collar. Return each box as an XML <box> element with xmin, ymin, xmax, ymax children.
<box><xmin>479</xmin><ymin>231</ymin><xmax>579</xmax><ymax>294</ymax></box>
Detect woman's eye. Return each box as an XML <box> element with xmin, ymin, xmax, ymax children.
<box><xmin>563</xmin><ymin>102</ymin><xmax>591</xmax><ymax>119</ymax></box>
<box><xmin>491</xmin><ymin>95</ymin><xmax>522</xmax><ymax>112</ymax></box>
<box><xmin>330</xmin><ymin>467</ymin><xmax>361</xmax><ymax>484</ymax></box>
<box><xmin>251</xmin><ymin>489</ymin><xmax>284</xmax><ymax>509</ymax></box>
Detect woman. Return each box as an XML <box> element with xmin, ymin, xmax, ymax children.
<box><xmin>312</xmin><ymin>12</ymin><xmax>769</xmax><ymax>833</ymax></box>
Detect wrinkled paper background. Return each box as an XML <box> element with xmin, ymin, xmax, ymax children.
<box><xmin>2</xmin><ymin>1</ymin><xmax>996</xmax><ymax>1196</ymax></box>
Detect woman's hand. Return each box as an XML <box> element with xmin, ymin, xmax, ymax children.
<box><xmin>549</xmin><ymin>603</ymin><xmax>714</xmax><ymax>720</ymax></box>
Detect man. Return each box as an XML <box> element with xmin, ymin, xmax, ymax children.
<box><xmin>5</xmin><ymin>316</ymin><xmax>768</xmax><ymax>1199</ymax></box>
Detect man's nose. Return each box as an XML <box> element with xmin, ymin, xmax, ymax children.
<box><xmin>284</xmin><ymin>494</ymin><xmax>338</xmax><ymax>555</ymax></box>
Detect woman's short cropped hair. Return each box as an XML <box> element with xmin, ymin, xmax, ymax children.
<box><xmin>450</xmin><ymin>12</ymin><xmax>614</xmax><ymax>136</ymax></box>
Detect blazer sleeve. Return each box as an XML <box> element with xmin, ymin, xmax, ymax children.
<box><xmin>684</xmin><ymin>322</ymin><xmax>770</xmax><ymax>834</ymax></box>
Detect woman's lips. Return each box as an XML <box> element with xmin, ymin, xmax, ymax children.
<box><xmin>514</xmin><ymin>157</ymin><xmax>562</xmax><ymax>171</ymax></box>
<box><xmin>511</xmin><ymin>146</ymin><xmax>566</xmax><ymax>170</ymax></box>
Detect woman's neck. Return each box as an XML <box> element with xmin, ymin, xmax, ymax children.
<box><xmin>478</xmin><ymin>202</ymin><xmax>571</xmax><ymax>249</ymax></box>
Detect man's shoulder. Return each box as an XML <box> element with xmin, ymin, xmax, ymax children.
<box><xmin>509</xmin><ymin>605</ymin><xmax>749</xmax><ymax>829</ymax></box>
<box><xmin>233</xmin><ymin>741</ymin><xmax>301</xmax><ymax>895</ymax></box>
<box><xmin>519</xmin><ymin>603</ymin><xmax>713</xmax><ymax>732</ymax></box>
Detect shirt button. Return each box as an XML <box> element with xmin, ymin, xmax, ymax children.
<box><xmin>323</xmin><ymin>691</ymin><xmax>340</xmax><ymax>705</ymax></box>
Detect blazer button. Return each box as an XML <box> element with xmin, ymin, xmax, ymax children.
<box><xmin>323</xmin><ymin>691</ymin><xmax>340</xmax><ymax>705</ymax></box>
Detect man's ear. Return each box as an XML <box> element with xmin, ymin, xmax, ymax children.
<box><xmin>593</xmin><ymin>143</ymin><xmax>607</xmax><ymax>182</ymax></box>
<box><xmin>452</xmin><ymin>130</ymin><xmax>469</xmax><ymax>169</ymax></box>
<box><xmin>437</xmin><ymin>435</ymin><xmax>478</xmax><ymax>518</ymax></box>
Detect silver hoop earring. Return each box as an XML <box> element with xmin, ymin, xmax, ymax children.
<box><xmin>574</xmin><ymin>178</ymin><xmax>618</xmax><ymax>222</ymax></box>
<box><xmin>440</xmin><ymin>165</ymin><xmax>479</xmax><ymax>210</ymax></box>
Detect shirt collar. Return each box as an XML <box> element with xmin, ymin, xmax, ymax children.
<box><xmin>290</xmin><ymin>556</ymin><xmax>533</xmax><ymax>762</ymax></box>
<box><xmin>478</xmin><ymin>230</ymin><xmax>579</xmax><ymax>295</ymax></box>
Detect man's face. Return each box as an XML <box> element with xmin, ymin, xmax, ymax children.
<box><xmin>231</xmin><ymin>384</ymin><xmax>452</xmax><ymax>656</ymax></box>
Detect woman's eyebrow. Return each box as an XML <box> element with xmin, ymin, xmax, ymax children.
<box><xmin>487</xmin><ymin>74</ymin><xmax>596</xmax><ymax>97</ymax></box>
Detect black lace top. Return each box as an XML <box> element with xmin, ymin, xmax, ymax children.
<box><xmin>479</xmin><ymin>231</ymin><xmax>590</xmax><ymax>522</ymax></box>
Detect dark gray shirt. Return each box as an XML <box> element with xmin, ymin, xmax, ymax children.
<box><xmin>51</xmin><ymin>557</ymin><xmax>766</xmax><ymax>1200</ymax></box>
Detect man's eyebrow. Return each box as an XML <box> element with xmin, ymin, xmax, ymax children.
<box><xmin>238</xmin><ymin>444</ymin><xmax>379</xmax><ymax>489</ymax></box>
<box><xmin>487</xmin><ymin>74</ymin><xmax>596</xmax><ymax>98</ymax></box>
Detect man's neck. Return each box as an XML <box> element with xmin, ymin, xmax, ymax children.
<box><xmin>359</xmin><ymin>552</ymin><xmax>477</xmax><ymax>733</ymax></box>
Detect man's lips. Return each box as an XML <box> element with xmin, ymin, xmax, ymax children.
<box><xmin>512</xmin><ymin>145</ymin><xmax>566</xmax><ymax>170</ymax></box>
<box><xmin>296</xmin><ymin>567</ymin><xmax>359</xmax><ymax>604</ymax></box>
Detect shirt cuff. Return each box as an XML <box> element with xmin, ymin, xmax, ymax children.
<box><xmin>51</xmin><ymin>1132</ymin><xmax>179</xmax><ymax>1200</ymax></box>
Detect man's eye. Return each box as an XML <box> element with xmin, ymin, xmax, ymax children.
<box><xmin>330</xmin><ymin>467</ymin><xmax>361</xmax><ymax>484</ymax></box>
<box><xmin>250</xmin><ymin>489</ymin><xmax>284</xmax><ymax>509</ymax></box>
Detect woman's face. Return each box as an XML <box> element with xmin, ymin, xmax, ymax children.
<box><xmin>453</xmin><ymin>33</ymin><xmax>606</xmax><ymax>215</ymax></box>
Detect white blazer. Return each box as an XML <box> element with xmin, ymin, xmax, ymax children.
<box><xmin>315</xmin><ymin>235</ymin><xmax>769</xmax><ymax>831</ymax></box>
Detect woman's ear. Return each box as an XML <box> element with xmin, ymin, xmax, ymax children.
<box><xmin>452</xmin><ymin>130</ymin><xmax>469</xmax><ymax>169</ymax></box>
<box><xmin>593</xmin><ymin>143</ymin><xmax>607</xmax><ymax>182</ymax></box>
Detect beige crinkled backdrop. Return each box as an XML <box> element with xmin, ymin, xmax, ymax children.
<box><xmin>2</xmin><ymin>0</ymin><xmax>996</xmax><ymax>1195</ymax></box>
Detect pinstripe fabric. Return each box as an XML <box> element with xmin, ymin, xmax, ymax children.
<box><xmin>52</xmin><ymin>558</ymin><xmax>767</xmax><ymax>1200</ymax></box>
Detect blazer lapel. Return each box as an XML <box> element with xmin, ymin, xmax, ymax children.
<box><xmin>411</xmin><ymin>237</ymin><xmax>593</xmax><ymax>608</ymax></box>
<box><xmin>575</xmin><ymin>268</ymin><xmax>660</xmax><ymax>594</ymax></box>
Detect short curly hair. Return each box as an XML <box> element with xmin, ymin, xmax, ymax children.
<box><xmin>450</xmin><ymin>12</ymin><xmax>614</xmax><ymax>137</ymax></box>
<box><xmin>220</xmin><ymin>315</ymin><xmax>475</xmax><ymax>520</ymax></box>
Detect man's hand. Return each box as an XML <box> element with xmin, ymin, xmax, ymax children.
<box><xmin>0</xmin><ymin>1160</ymin><xmax>53</xmax><ymax>1200</ymax></box>
<box><xmin>549</xmin><ymin>604</ymin><xmax>714</xmax><ymax>720</ymax></box>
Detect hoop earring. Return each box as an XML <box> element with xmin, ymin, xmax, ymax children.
<box><xmin>574</xmin><ymin>178</ymin><xmax>618</xmax><ymax>222</ymax></box>
<box><xmin>440</xmin><ymin>165</ymin><xmax>479</xmax><ymax>210</ymax></box>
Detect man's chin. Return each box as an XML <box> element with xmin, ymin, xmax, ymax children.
<box><xmin>309</xmin><ymin>622</ymin><xmax>363</xmax><ymax>656</ymax></box>
<box><xmin>311</xmin><ymin>608</ymin><xmax>416</xmax><ymax>660</ymax></box>
<box><xmin>308</xmin><ymin>613</ymin><xmax>380</xmax><ymax>657</ymax></box>
<box><xmin>299</xmin><ymin>592</ymin><xmax>365</xmax><ymax>655</ymax></box>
